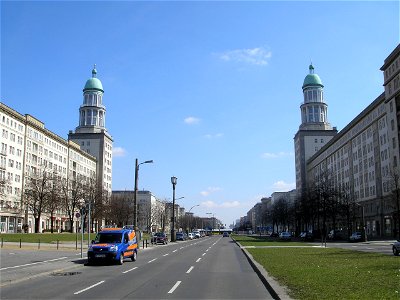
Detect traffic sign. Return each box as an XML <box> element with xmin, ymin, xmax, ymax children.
<box><xmin>75</xmin><ymin>212</ymin><xmax>81</xmax><ymax>218</ymax></box>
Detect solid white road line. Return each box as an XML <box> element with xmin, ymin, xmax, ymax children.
<box><xmin>168</xmin><ymin>281</ymin><xmax>182</xmax><ymax>294</ymax></box>
<box><xmin>186</xmin><ymin>266</ymin><xmax>194</xmax><ymax>274</ymax></box>
<box><xmin>196</xmin><ymin>258</ymin><xmax>201</xmax><ymax>263</ymax></box>
<box><xmin>122</xmin><ymin>267</ymin><xmax>138</xmax><ymax>274</ymax></box>
<box><xmin>74</xmin><ymin>280</ymin><xmax>105</xmax><ymax>295</ymax></box>
<box><xmin>0</xmin><ymin>257</ymin><xmax>68</xmax><ymax>271</ymax></box>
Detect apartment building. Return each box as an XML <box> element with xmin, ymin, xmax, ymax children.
<box><xmin>0</xmin><ymin>103</ymin><xmax>97</xmax><ymax>233</ymax></box>
<box><xmin>306</xmin><ymin>44</ymin><xmax>400</xmax><ymax>238</ymax></box>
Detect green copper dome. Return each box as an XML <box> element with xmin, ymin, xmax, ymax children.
<box><xmin>83</xmin><ymin>65</ymin><xmax>104</xmax><ymax>92</ymax></box>
<box><xmin>302</xmin><ymin>64</ymin><xmax>323</xmax><ymax>89</ymax></box>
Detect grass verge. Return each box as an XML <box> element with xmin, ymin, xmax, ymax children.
<box><xmin>232</xmin><ymin>235</ymin><xmax>399</xmax><ymax>299</ymax></box>
<box><xmin>0</xmin><ymin>232</ymin><xmax>151</xmax><ymax>243</ymax></box>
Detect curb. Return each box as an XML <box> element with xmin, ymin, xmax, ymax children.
<box><xmin>232</xmin><ymin>237</ymin><xmax>293</xmax><ymax>300</ymax></box>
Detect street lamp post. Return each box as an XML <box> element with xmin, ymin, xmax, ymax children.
<box><xmin>134</xmin><ymin>159</ymin><xmax>153</xmax><ymax>230</ymax></box>
<box><xmin>188</xmin><ymin>204</ymin><xmax>200</xmax><ymax>233</ymax></box>
<box><xmin>171</xmin><ymin>176</ymin><xmax>177</xmax><ymax>242</ymax></box>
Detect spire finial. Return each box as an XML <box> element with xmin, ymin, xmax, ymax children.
<box><xmin>309</xmin><ymin>62</ymin><xmax>314</xmax><ymax>74</ymax></box>
<box><xmin>92</xmin><ymin>64</ymin><xmax>97</xmax><ymax>78</ymax></box>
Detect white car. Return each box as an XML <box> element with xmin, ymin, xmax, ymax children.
<box><xmin>192</xmin><ymin>231</ymin><xmax>201</xmax><ymax>238</ymax></box>
<box><xmin>188</xmin><ymin>233</ymin><xmax>194</xmax><ymax>240</ymax></box>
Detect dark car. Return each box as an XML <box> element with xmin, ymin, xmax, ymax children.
<box><xmin>279</xmin><ymin>232</ymin><xmax>292</xmax><ymax>241</ymax></box>
<box><xmin>269</xmin><ymin>232</ymin><xmax>279</xmax><ymax>238</ymax></box>
<box><xmin>349</xmin><ymin>232</ymin><xmax>363</xmax><ymax>242</ymax></box>
<box><xmin>223</xmin><ymin>232</ymin><xmax>229</xmax><ymax>237</ymax></box>
<box><xmin>176</xmin><ymin>232</ymin><xmax>187</xmax><ymax>241</ymax></box>
<box><xmin>299</xmin><ymin>231</ymin><xmax>314</xmax><ymax>242</ymax></box>
<box><xmin>154</xmin><ymin>232</ymin><xmax>168</xmax><ymax>244</ymax></box>
<box><xmin>392</xmin><ymin>240</ymin><xmax>400</xmax><ymax>256</ymax></box>
<box><xmin>328</xmin><ymin>229</ymin><xmax>345</xmax><ymax>240</ymax></box>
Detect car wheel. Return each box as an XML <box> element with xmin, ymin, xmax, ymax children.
<box><xmin>131</xmin><ymin>251</ymin><xmax>137</xmax><ymax>261</ymax></box>
<box><xmin>118</xmin><ymin>253</ymin><xmax>124</xmax><ymax>265</ymax></box>
<box><xmin>393</xmin><ymin>247</ymin><xmax>399</xmax><ymax>256</ymax></box>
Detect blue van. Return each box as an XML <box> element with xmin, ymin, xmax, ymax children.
<box><xmin>87</xmin><ymin>227</ymin><xmax>138</xmax><ymax>265</ymax></box>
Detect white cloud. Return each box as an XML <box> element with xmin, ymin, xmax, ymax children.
<box><xmin>200</xmin><ymin>186</ymin><xmax>222</xmax><ymax>197</ymax></box>
<box><xmin>113</xmin><ymin>147</ymin><xmax>126</xmax><ymax>157</ymax></box>
<box><xmin>184</xmin><ymin>116</ymin><xmax>200</xmax><ymax>125</ymax></box>
<box><xmin>204</xmin><ymin>133</ymin><xmax>224</xmax><ymax>139</ymax></box>
<box><xmin>200</xmin><ymin>200</ymin><xmax>240</xmax><ymax>208</ymax></box>
<box><xmin>218</xmin><ymin>47</ymin><xmax>272</xmax><ymax>66</ymax></box>
<box><xmin>261</xmin><ymin>151</ymin><xmax>293</xmax><ymax>159</ymax></box>
<box><xmin>272</xmin><ymin>180</ymin><xmax>296</xmax><ymax>192</ymax></box>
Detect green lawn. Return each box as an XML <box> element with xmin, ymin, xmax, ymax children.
<box><xmin>233</xmin><ymin>234</ymin><xmax>313</xmax><ymax>246</ymax></box>
<box><xmin>0</xmin><ymin>232</ymin><xmax>151</xmax><ymax>243</ymax></box>
<box><xmin>232</xmin><ymin>235</ymin><xmax>400</xmax><ymax>299</ymax></box>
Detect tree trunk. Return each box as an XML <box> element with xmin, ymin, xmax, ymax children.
<box><xmin>35</xmin><ymin>217</ymin><xmax>40</xmax><ymax>233</ymax></box>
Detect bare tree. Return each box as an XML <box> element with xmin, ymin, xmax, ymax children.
<box><xmin>46</xmin><ymin>172</ymin><xmax>63</xmax><ymax>233</ymax></box>
<box><xmin>61</xmin><ymin>176</ymin><xmax>85</xmax><ymax>233</ymax></box>
<box><xmin>24</xmin><ymin>168</ymin><xmax>52</xmax><ymax>233</ymax></box>
<box><xmin>387</xmin><ymin>168</ymin><xmax>400</xmax><ymax>239</ymax></box>
<box><xmin>108</xmin><ymin>192</ymin><xmax>133</xmax><ymax>227</ymax></box>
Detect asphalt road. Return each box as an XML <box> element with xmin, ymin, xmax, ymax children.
<box><xmin>1</xmin><ymin>236</ymin><xmax>274</xmax><ymax>299</ymax></box>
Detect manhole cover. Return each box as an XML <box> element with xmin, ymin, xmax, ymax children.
<box><xmin>51</xmin><ymin>271</ymin><xmax>81</xmax><ymax>276</ymax></box>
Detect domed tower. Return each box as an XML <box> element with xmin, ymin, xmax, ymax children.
<box><xmin>294</xmin><ymin>64</ymin><xmax>337</xmax><ymax>193</ymax></box>
<box><xmin>69</xmin><ymin>65</ymin><xmax>113</xmax><ymax>196</ymax></box>
<box><xmin>77</xmin><ymin>65</ymin><xmax>107</xmax><ymax>132</ymax></box>
<box><xmin>300</xmin><ymin>64</ymin><xmax>331</xmax><ymax>129</ymax></box>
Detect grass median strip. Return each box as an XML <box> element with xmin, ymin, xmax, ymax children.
<box><xmin>233</xmin><ymin>235</ymin><xmax>399</xmax><ymax>299</ymax></box>
<box><xmin>249</xmin><ymin>247</ymin><xmax>399</xmax><ymax>299</ymax></box>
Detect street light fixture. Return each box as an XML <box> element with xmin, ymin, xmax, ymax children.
<box><xmin>134</xmin><ymin>159</ymin><xmax>153</xmax><ymax>230</ymax></box>
<box><xmin>171</xmin><ymin>176</ymin><xmax>177</xmax><ymax>242</ymax></box>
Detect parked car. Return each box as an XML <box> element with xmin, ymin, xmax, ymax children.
<box><xmin>154</xmin><ymin>232</ymin><xmax>168</xmax><ymax>244</ymax></box>
<box><xmin>279</xmin><ymin>232</ymin><xmax>292</xmax><ymax>241</ymax></box>
<box><xmin>223</xmin><ymin>232</ymin><xmax>229</xmax><ymax>237</ymax></box>
<box><xmin>299</xmin><ymin>231</ymin><xmax>314</xmax><ymax>242</ymax></box>
<box><xmin>328</xmin><ymin>229</ymin><xmax>345</xmax><ymax>240</ymax></box>
<box><xmin>188</xmin><ymin>233</ymin><xmax>194</xmax><ymax>240</ymax></box>
<box><xmin>349</xmin><ymin>232</ymin><xmax>363</xmax><ymax>242</ymax></box>
<box><xmin>392</xmin><ymin>240</ymin><xmax>400</xmax><ymax>256</ymax></box>
<box><xmin>176</xmin><ymin>232</ymin><xmax>187</xmax><ymax>241</ymax></box>
<box><xmin>192</xmin><ymin>231</ymin><xmax>201</xmax><ymax>238</ymax></box>
<box><xmin>269</xmin><ymin>232</ymin><xmax>279</xmax><ymax>238</ymax></box>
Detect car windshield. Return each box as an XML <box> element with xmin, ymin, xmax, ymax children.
<box><xmin>96</xmin><ymin>233</ymin><xmax>123</xmax><ymax>244</ymax></box>
<box><xmin>155</xmin><ymin>233</ymin><xmax>165</xmax><ymax>237</ymax></box>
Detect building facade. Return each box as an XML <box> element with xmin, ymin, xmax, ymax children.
<box><xmin>0</xmin><ymin>103</ymin><xmax>97</xmax><ymax>233</ymax></box>
<box><xmin>306</xmin><ymin>44</ymin><xmax>400</xmax><ymax>238</ymax></box>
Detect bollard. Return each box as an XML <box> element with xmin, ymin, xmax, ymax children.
<box><xmin>20</xmin><ymin>238</ymin><xmax>22</xmax><ymax>248</ymax></box>
<box><xmin>57</xmin><ymin>240</ymin><xmax>59</xmax><ymax>250</ymax></box>
<box><xmin>76</xmin><ymin>234</ymin><xmax>78</xmax><ymax>250</ymax></box>
<box><xmin>146</xmin><ymin>239</ymin><xmax>148</xmax><ymax>248</ymax></box>
<box><xmin>142</xmin><ymin>240</ymin><xmax>145</xmax><ymax>249</ymax></box>
<box><xmin>38</xmin><ymin>239</ymin><xmax>40</xmax><ymax>249</ymax></box>
<box><xmin>1</xmin><ymin>237</ymin><xmax>3</xmax><ymax>248</ymax></box>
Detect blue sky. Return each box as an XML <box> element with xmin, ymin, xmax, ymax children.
<box><xmin>1</xmin><ymin>1</ymin><xmax>399</xmax><ymax>227</ymax></box>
